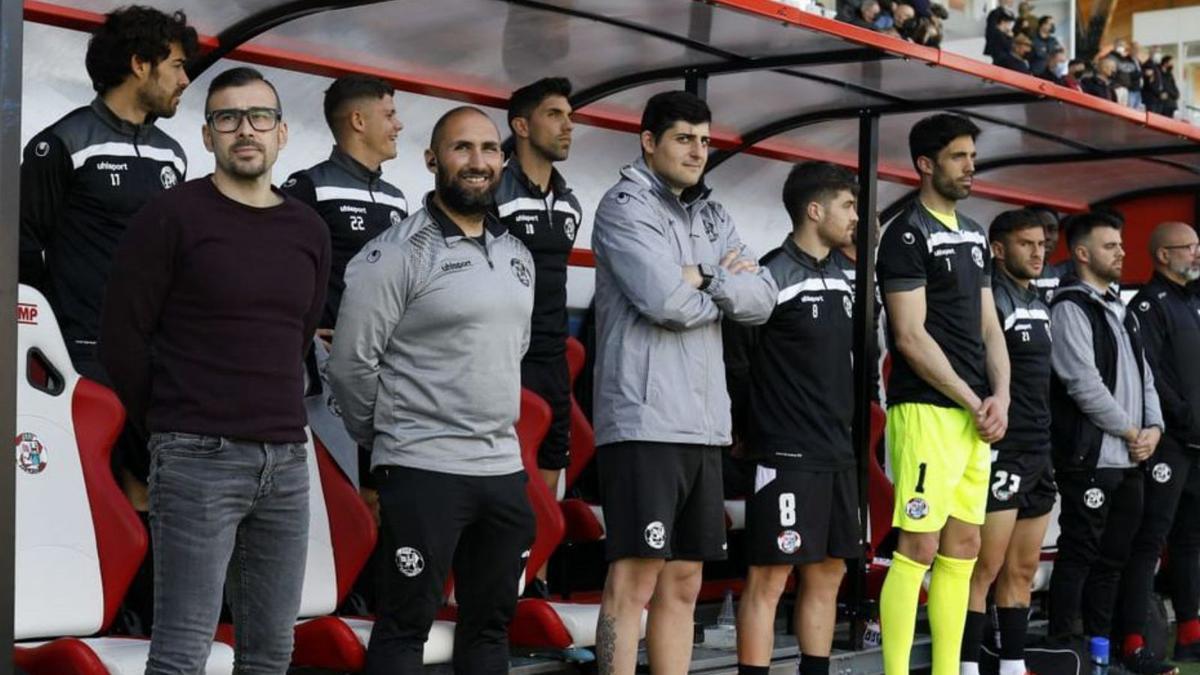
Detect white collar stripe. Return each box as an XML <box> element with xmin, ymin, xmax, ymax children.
<box><xmin>71</xmin><ymin>141</ymin><xmax>185</xmax><ymax>175</ymax></box>
<box><xmin>1003</xmin><ymin>307</ymin><xmax>1050</xmax><ymax>331</ymax></box>
<box><xmin>313</xmin><ymin>186</ymin><xmax>407</xmax><ymax>211</ymax></box>
<box><xmin>777</xmin><ymin>277</ymin><xmax>853</xmax><ymax>305</ymax></box>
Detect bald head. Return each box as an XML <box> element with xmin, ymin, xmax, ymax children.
<box><xmin>1149</xmin><ymin>221</ymin><xmax>1200</xmax><ymax>283</ymax></box>
<box><xmin>430</xmin><ymin>106</ymin><xmax>497</xmax><ymax>152</ymax></box>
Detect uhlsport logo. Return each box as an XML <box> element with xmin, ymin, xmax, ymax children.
<box><xmin>160</xmin><ymin>166</ymin><xmax>178</xmax><ymax>189</ymax></box>
<box><xmin>510</xmin><ymin>258</ymin><xmax>532</xmax><ymax>287</ymax></box>
<box><xmin>905</xmin><ymin>497</ymin><xmax>928</xmax><ymax>520</ymax></box>
<box><xmin>15</xmin><ymin>432</ymin><xmax>48</xmax><ymax>475</ymax></box>
<box><xmin>1084</xmin><ymin>487</ymin><xmax>1105</xmax><ymax>509</ymax></box>
<box><xmin>777</xmin><ymin>529</ymin><xmax>802</xmax><ymax>554</ymax></box>
<box><xmin>395</xmin><ymin>547</ymin><xmax>425</xmax><ymax>577</ymax></box>
<box><xmin>1152</xmin><ymin>462</ymin><xmax>1173</xmax><ymax>484</ymax></box>
<box><xmin>644</xmin><ymin>521</ymin><xmax>666</xmax><ymax>550</ymax></box>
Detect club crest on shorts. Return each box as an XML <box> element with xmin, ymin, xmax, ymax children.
<box><xmin>1084</xmin><ymin>487</ymin><xmax>1105</xmax><ymax>509</ymax></box>
<box><xmin>777</xmin><ymin>529</ymin><xmax>802</xmax><ymax>554</ymax></box>
<box><xmin>160</xmin><ymin>166</ymin><xmax>178</xmax><ymax>189</ymax></box>
<box><xmin>15</xmin><ymin>432</ymin><xmax>48</xmax><ymax>475</ymax></box>
<box><xmin>510</xmin><ymin>258</ymin><xmax>532</xmax><ymax>287</ymax></box>
<box><xmin>971</xmin><ymin>246</ymin><xmax>984</xmax><ymax>269</ymax></box>
<box><xmin>1152</xmin><ymin>462</ymin><xmax>1173</xmax><ymax>484</ymax></box>
<box><xmin>644</xmin><ymin>521</ymin><xmax>666</xmax><ymax>550</ymax></box>
<box><xmin>905</xmin><ymin>497</ymin><xmax>929</xmax><ymax>520</ymax></box>
<box><xmin>395</xmin><ymin>546</ymin><xmax>425</xmax><ymax>577</ymax></box>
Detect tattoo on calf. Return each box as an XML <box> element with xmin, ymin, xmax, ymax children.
<box><xmin>596</xmin><ymin>612</ymin><xmax>617</xmax><ymax>674</ymax></box>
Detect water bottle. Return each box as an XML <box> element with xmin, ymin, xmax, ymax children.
<box><xmin>1090</xmin><ymin>636</ymin><xmax>1110</xmax><ymax>675</ymax></box>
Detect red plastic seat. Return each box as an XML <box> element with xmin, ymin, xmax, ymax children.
<box><xmin>12</xmin><ymin>285</ymin><xmax>234</xmax><ymax>674</ymax></box>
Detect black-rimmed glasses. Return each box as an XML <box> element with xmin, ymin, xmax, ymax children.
<box><xmin>206</xmin><ymin>107</ymin><xmax>282</xmax><ymax>133</ymax></box>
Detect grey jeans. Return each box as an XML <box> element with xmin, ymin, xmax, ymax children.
<box><xmin>144</xmin><ymin>432</ymin><xmax>310</xmax><ymax>675</ymax></box>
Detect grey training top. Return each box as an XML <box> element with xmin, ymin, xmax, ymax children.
<box><xmin>328</xmin><ymin>195</ymin><xmax>534</xmax><ymax>476</ymax></box>
<box><xmin>1051</xmin><ymin>282</ymin><xmax>1163</xmax><ymax>469</ymax></box>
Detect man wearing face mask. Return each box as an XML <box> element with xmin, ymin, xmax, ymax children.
<box><xmin>1029</xmin><ymin>16</ymin><xmax>1062</xmax><ymax>77</ymax></box>
<box><xmin>1121</xmin><ymin>222</ymin><xmax>1200</xmax><ymax>668</ymax></box>
<box><xmin>330</xmin><ymin>107</ymin><xmax>536</xmax><ymax>675</ymax></box>
<box><xmin>1161</xmin><ymin>55</ymin><xmax>1180</xmax><ymax>118</ymax></box>
<box><xmin>1111</xmin><ymin>39</ymin><xmax>1144</xmax><ymax>108</ymax></box>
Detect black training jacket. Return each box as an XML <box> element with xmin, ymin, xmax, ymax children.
<box><xmin>1132</xmin><ymin>272</ymin><xmax>1200</xmax><ymax>447</ymax></box>
<box><xmin>20</xmin><ymin>97</ymin><xmax>187</xmax><ymax>363</ymax></box>
<box><xmin>283</xmin><ymin>146</ymin><xmax>409</xmax><ymax>329</ymax></box>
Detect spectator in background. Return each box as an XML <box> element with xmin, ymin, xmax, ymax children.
<box><xmin>843</xmin><ymin>0</ymin><xmax>882</xmax><ymax>30</ymax></box>
<box><xmin>1161</xmin><ymin>55</ymin><xmax>1180</xmax><ymax>118</ymax></box>
<box><xmin>1042</xmin><ymin>48</ymin><xmax>1071</xmax><ymax>86</ymax></box>
<box><xmin>1013</xmin><ymin>15</ymin><xmax>1034</xmax><ymax>40</ymax></box>
<box><xmin>1111</xmin><ymin>39</ymin><xmax>1143</xmax><ymax>108</ymax></box>
<box><xmin>1142</xmin><ymin>61</ymin><xmax>1165</xmax><ymax>115</ymax></box>
<box><xmin>1082</xmin><ymin>57</ymin><xmax>1119</xmax><ymax>103</ymax></box>
<box><xmin>987</xmin><ymin>14</ymin><xmax>1016</xmax><ymax>64</ymax></box>
<box><xmin>984</xmin><ymin>0</ymin><xmax>1017</xmax><ymax>59</ymax></box>
<box><xmin>1065</xmin><ymin>58</ymin><xmax>1088</xmax><ymax>91</ymax></box>
<box><xmin>995</xmin><ymin>33</ymin><xmax>1034</xmax><ymax>74</ymax></box>
<box><xmin>1029</xmin><ymin>16</ymin><xmax>1061</xmax><ymax>77</ymax></box>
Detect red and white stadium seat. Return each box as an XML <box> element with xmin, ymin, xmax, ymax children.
<box><xmin>12</xmin><ymin>285</ymin><xmax>235</xmax><ymax>675</ymax></box>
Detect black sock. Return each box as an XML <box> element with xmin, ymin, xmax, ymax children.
<box><xmin>800</xmin><ymin>654</ymin><xmax>831</xmax><ymax>675</ymax></box>
<box><xmin>737</xmin><ymin>666</ymin><xmax>770</xmax><ymax>675</ymax></box>
<box><xmin>995</xmin><ymin>606</ymin><xmax>1029</xmax><ymax>660</ymax></box>
<box><xmin>961</xmin><ymin>610</ymin><xmax>987</xmax><ymax>663</ymax></box>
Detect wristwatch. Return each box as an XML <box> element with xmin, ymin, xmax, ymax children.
<box><xmin>698</xmin><ymin>263</ymin><xmax>716</xmax><ymax>291</ymax></box>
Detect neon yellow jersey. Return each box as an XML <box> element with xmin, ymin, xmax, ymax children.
<box><xmin>922</xmin><ymin>203</ymin><xmax>959</xmax><ymax>231</ymax></box>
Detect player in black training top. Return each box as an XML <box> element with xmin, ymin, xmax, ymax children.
<box><xmin>960</xmin><ymin>209</ymin><xmax>1055</xmax><ymax>675</ymax></box>
<box><xmin>875</xmin><ymin>114</ymin><xmax>1010</xmax><ymax>675</ymax></box>
<box><xmin>494</xmin><ymin>77</ymin><xmax>583</xmax><ymax>598</ymax></box>
<box><xmin>283</xmin><ymin>74</ymin><xmax>408</xmax><ymax>337</ymax></box>
<box><xmin>728</xmin><ymin>162</ymin><xmax>860</xmax><ymax>675</ymax></box>
<box><xmin>20</xmin><ymin>6</ymin><xmax>197</xmax><ymax>534</ymax></box>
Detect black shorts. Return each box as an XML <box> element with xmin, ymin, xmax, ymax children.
<box><xmin>521</xmin><ymin>355</ymin><xmax>571</xmax><ymax>471</ymax></box>
<box><xmin>986</xmin><ymin>451</ymin><xmax>1056</xmax><ymax>518</ymax></box>
<box><xmin>597</xmin><ymin>442</ymin><xmax>727</xmax><ymax>562</ymax></box>
<box><xmin>747</xmin><ymin>465</ymin><xmax>862</xmax><ymax>566</ymax></box>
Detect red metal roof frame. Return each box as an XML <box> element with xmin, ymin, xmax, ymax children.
<box><xmin>710</xmin><ymin>0</ymin><xmax>1200</xmax><ymax>143</ymax></box>
<box><xmin>23</xmin><ymin>0</ymin><xmax>1099</xmax><ymax>212</ymax></box>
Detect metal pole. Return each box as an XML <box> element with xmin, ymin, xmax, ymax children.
<box><xmin>849</xmin><ymin>110</ymin><xmax>879</xmax><ymax>651</ymax></box>
<box><xmin>0</xmin><ymin>1</ymin><xmax>23</xmax><ymax>670</ymax></box>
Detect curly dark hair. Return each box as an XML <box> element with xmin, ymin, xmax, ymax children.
<box><xmin>85</xmin><ymin>5</ymin><xmax>198</xmax><ymax>94</ymax></box>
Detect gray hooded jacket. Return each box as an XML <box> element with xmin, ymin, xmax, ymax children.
<box><xmin>591</xmin><ymin>158</ymin><xmax>777</xmax><ymax>447</ymax></box>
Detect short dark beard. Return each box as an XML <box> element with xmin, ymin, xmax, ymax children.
<box><xmin>933</xmin><ymin>169</ymin><xmax>970</xmax><ymax>201</ymax></box>
<box><xmin>531</xmin><ymin>136</ymin><xmax>568</xmax><ymax>163</ymax></box>
<box><xmin>435</xmin><ymin>165</ymin><xmax>496</xmax><ymax>216</ymax></box>
<box><xmin>1004</xmin><ymin>259</ymin><xmax>1038</xmax><ymax>281</ymax></box>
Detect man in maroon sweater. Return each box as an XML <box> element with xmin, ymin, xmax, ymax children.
<box><xmin>100</xmin><ymin>67</ymin><xmax>330</xmax><ymax>674</ymax></box>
